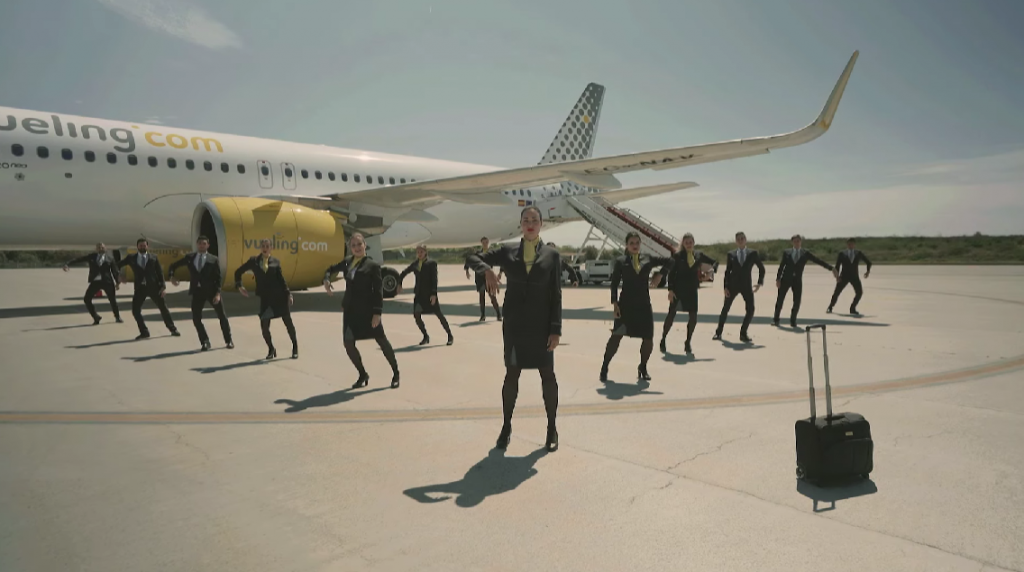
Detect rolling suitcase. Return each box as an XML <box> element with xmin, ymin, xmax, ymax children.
<box><xmin>795</xmin><ymin>324</ymin><xmax>874</xmax><ymax>482</ymax></box>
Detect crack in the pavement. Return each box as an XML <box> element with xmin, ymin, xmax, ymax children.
<box><xmin>665</xmin><ymin>432</ymin><xmax>755</xmax><ymax>472</ymax></box>
<box><xmin>164</xmin><ymin>426</ymin><xmax>211</xmax><ymax>464</ymax></box>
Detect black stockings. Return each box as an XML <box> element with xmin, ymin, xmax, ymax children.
<box><xmin>261</xmin><ymin>315</ymin><xmax>297</xmax><ymax>350</ymax></box>
<box><xmin>345</xmin><ymin>332</ymin><xmax>399</xmax><ymax>377</ymax></box>
<box><xmin>602</xmin><ymin>334</ymin><xmax>653</xmax><ymax>369</ymax></box>
<box><xmin>502</xmin><ymin>366</ymin><xmax>558</xmax><ymax>430</ymax></box>
<box><xmin>662</xmin><ymin>305</ymin><xmax>697</xmax><ymax>343</ymax></box>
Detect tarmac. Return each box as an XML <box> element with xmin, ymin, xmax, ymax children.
<box><xmin>1</xmin><ymin>264</ymin><xmax>1023</xmax><ymax>572</ymax></box>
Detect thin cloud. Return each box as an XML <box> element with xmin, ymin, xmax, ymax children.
<box><xmin>97</xmin><ymin>0</ymin><xmax>242</xmax><ymax>49</ymax></box>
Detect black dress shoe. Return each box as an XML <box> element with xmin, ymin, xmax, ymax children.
<box><xmin>292</xmin><ymin>346</ymin><xmax>298</xmax><ymax>359</ymax></box>
<box><xmin>772</xmin><ymin>319</ymin><xmax>780</xmax><ymax>327</ymax></box>
<box><xmin>352</xmin><ymin>374</ymin><xmax>369</xmax><ymax>389</ymax></box>
<box><xmin>826</xmin><ymin>307</ymin><xmax>833</xmax><ymax>314</ymax></box>
<box><xmin>135</xmin><ymin>333</ymin><xmax>150</xmax><ymax>340</ymax></box>
<box><xmin>115</xmin><ymin>317</ymin><xmax>124</xmax><ymax>323</ymax></box>
<box><xmin>447</xmin><ymin>335</ymin><xmax>454</xmax><ymax>346</ymax></box>
<box><xmin>93</xmin><ymin>316</ymin><xmax>102</xmax><ymax>325</ymax></box>
<box><xmin>599</xmin><ymin>367</ymin><xmax>608</xmax><ymax>383</ymax></box>
<box><xmin>226</xmin><ymin>341</ymin><xmax>234</xmax><ymax>349</ymax></box>
<box><xmin>170</xmin><ymin>330</ymin><xmax>181</xmax><ymax>337</ymax></box>
<box><xmin>545</xmin><ymin>427</ymin><xmax>559</xmax><ymax>452</ymax></box>
<box><xmin>790</xmin><ymin>319</ymin><xmax>797</xmax><ymax>328</ymax></box>
<box><xmin>850</xmin><ymin>309</ymin><xmax>861</xmax><ymax>316</ymax></box>
<box><xmin>740</xmin><ymin>334</ymin><xmax>753</xmax><ymax>343</ymax></box>
<box><xmin>479</xmin><ymin>316</ymin><xmax>486</xmax><ymax>322</ymax></box>
<box><xmin>496</xmin><ymin>425</ymin><xmax>511</xmax><ymax>449</ymax></box>
<box><xmin>201</xmin><ymin>341</ymin><xmax>211</xmax><ymax>352</ymax></box>
<box><xmin>419</xmin><ymin>336</ymin><xmax>430</xmax><ymax>346</ymax></box>
<box><xmin>659</xmin><ymin>338</ymin><xmax>667</xmax><ymax>353</ymax></box>
<box><xmin>712</xmin><ymin>332</ymin><xmax>722</xmax><ymax>341</ymax></box>
<box><xmin>684</xmin><ymin>341</ymin><xmax>692</xmax><ymax>354</ymax></box>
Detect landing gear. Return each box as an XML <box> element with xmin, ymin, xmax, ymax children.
<box><xmin>380</xmin><ymin>267</ymin><xmax>400</xmax><ymax>299</ymax></box>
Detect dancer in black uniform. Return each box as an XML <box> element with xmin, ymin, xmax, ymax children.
<box><xmin>234</xmin><ymin>238</ymin><xmax>298</xmax><ymax>359</ymax></box>
<box><xmin>398</xmin><ymin>244</ymin><xmax>454</xmax><ymax>346</ymax></box>
<box><xmin>828</xmin><ymin>238</ymin><xmax>872</xmax><ymax>316</ymax></box>
<box><xmin>464</xmin><ymin>237</ymin><xmax>503</xmax><ymax>321</ymax></box>
<box><xmin>713</xmin><ymin>231</ymin><xmax>765</xmax><ymax>343</ymax></box>
<box><xmin>465</xmin><ymin>206</ymin><xmax>562</xmax><ymax>452</ymax></box>
<box><xmin>117</xmin><ymin>238</ymin><xmax>180</xmax><ymax>340</ymax></box>
<box><xmin>324</xmin><ymin>232</ymin><xmax>400</xmax><ymax>388</ymax></box>
<box><xmin>660</xmin><ymin>233</ymin><xmax>718</xmax><ymax>354</ymax></box>
<box><xmin>63</xmin><ymin>242</ymin><xmax>123</xmax><ymax>325</ymax></box>
<box><xmin>773</xmin><ymin>234</ymin><xmax>836</xmax><ymax>327</ymax></box>
<box><xmin>169</xmin><ymin>235</ymin><xmax>233</xmax><ymax>351</ymax></box>
<box><xmin>600</xmin><ymin>232</ymin><xmax>672</xmax><ymax>382</ymax></box>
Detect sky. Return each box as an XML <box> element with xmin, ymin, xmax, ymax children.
<box><xmin>1</xmin><ymin>0</ymin><xmax>1023</xmax><ymax>245</ymax></box>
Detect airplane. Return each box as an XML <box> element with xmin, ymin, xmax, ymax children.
<box><xmin>0</xmin><ymin>51</ymin><xmax>858</xmax><ymax>297</ymax></box>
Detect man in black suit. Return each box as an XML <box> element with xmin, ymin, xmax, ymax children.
<box><xmin>398</xmin><ymin>244</ymin><xmax>454</xmax><ymax>346</ymax></box>
<box><xmin>828</xmin><ymin>238</ymin><xmax>873</xmax><ymax>316</ymax></box>
<box><xmin>117</xmin><ymin>238</ymin><xmax>179</xmax><ymax>340</ymax></box>
<box><xmin>464</xmin><ymin>236</ymin><xmax>503</xmax><ymax>321</ymax></box>
<box><xmin>168</xmin><ymin>235</ymin><xmax>233</xmax><ymax>351</ymax></box>
<box><xmin>63</xmin><ymin>242</ymin><xmax>123</xmax><ymax>325</ymax></box>
<box><xmin>774</xmin><ymin>234</ymin><xmax>837</xmax><ymax>328</ymax></box>
<box><xmin>714</xmin><ymin>231</ymin><xmax>765</xmax><ymax>343</ymax></box>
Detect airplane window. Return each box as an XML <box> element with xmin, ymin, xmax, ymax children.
<box><xmin>220</xmin><ymin>162</ymin><xmax>229</xmax><ymax>173</ymax></box>
<box><xmin>389</xmin><ymin>177</ymin><xmax>395</xmax><ymax>185</ymax></box>
<box><xmin>378</xmin><ymin>176</ymin><xmax>384</xmax><ymax>185</ymax></box>
<box><xmin>528</xmin><ymin>190</ymin><xmax>532</xmax><ymax>197</ymax></box>
<box><xmin>237</xmin><ymin>164</ymin><xmax>245</xmax><ymax>174</ymax></box>
<box><xmin>61</xmin><ymin>149</ymin><xmax>73</xmax><ymax>160</ymax></box>
<box><xmin>284</xmin><ymin>167</ymin><xmax>293</xmax><ymax>178</ymax></box>
<box><xmin>148</xmin><ymin>157</ymin><xmax>158</xmax><ymax>167</ymax></box>
<box><xmin>128</xmin><ymin>154</ymin><xmax>138</xmax><ymax>166</ymax></box>
<box><xmin>354</xmin><ymin>174</ymin><xmax>361</xmax><ymax>183</ymax></box>
<box><xmin>204</xmin><ymin>161</ymin><xmax>213</xmax><ymax>171</ymax></box>
<box><xmin>328</xmin><ymin>172</ymin><xmax>336</xmax><ymax>181</ymax></box>
<box><xmin>11</xmin><ymin>144</ymin><xmax>24</xmax><ymax>156</ymax></box>
<box><xmin>168</xmin><ymin>158</ymin><xmax>177</xmax><ymax>168</ymax></box>
<box><xmin>341</xmin><ymin>173</ymin><xmax>348</xmax><ymax>182</ymax></box>
<box><xmin>301</xmin><ymin>169</ymin><xmax>309</xmax><ymax>179</ymax></box>
<box><xmin>411</xmin><ymin>178</ymin><xmax>416</xmax><ymax>182</ymax></box>
<box><xmin>260</xmin><ymin>165</ymin><xmax>270</xmax><ymax>177</ymax></box>
<box><xmin>186</xmin><ymin>159</ymin><xmax>195</xmax><ymax>170</ymax></box>
<box><xmin>37</xmin><ymin>146</ymin><xmax>49</xmax><ymax>158</ymax></box>
<box><xmin>107</xmin><ymin>152</ymin><xmax>117</xmax><ymax>164</ymax></box>
<box><xmin>400</xmin><ymin>178</ymin><xmax>406</xmax><ymax>184</ymax></box>
<box><xmin>85</xmin><ymin>151</ymin><xmax>96</xmax><ymax>162</ymax></box>
<box><xmin>315</xmin><ymin>170</ymin><xmax>322</xmax><ymax>180</ymax></box>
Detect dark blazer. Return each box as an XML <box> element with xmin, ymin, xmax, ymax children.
<box><xmin>722</xmin><ymin>248</ymin><xmax>766</xmax><ymax>292</ymax></box>
<box><xmin>835</xmin><ymin>249</ymin><xmax>872</xmax><ymax>279</ymax></box>
<box><xmin>466</xmin><ymin>240</ymin><xmax>562</xmax><ymax>369</ymax></box>
<box><xmin>399</xmin><ymin>258</ymin><xmax>439</xmax><ymax>300</ymax></box>
<box><xmin>117</xmin><ymin>251</ymin><xmax>166</xmax><ymax>293</ymax></box>
<box><xmin>610</xmin><ymin>254</ymin><xmax>672</xmax><ymax>306</ymax></box>
<box><xmin>234</xmin><ymin>255</ymin><xmax>290</xmax><ymax>300</ymax></box>
<box><xmin>324</xmin><ymin>256</ymin><xmax>384</xmax><ymax>315</ymax></box>
<box><xmin>777</xmin><ymin>248</ymin><xmax>833</xmax><ymax>282</ymax></box>
<box><xmin>67</xmin><ymin>252</ymin><xmax>118</xmax><ymax>284</ymax></box>
<box><xmin>666</xmin><ymin>250</ymin><xmax>718</xmax><ymax>294</ymax></box>
<box><xmin>168</xmin><ymin>252</ymin><xmax>222</xmax><ymax>297</ymax></box>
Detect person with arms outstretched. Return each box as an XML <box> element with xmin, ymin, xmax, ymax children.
<box><xmin>169</xmin><ymin>235</ymin><xmax>233</xmax><ymax>351</ymax></box>
<box><xmin>398</xmin><ymin>244</ymin><xmax>453</xmax><ymax>346</ymax></box>
<box><xmin>117</xmin><ymin>238</ymin><xmax>179</xmax><ymax>340</ymax></box>
<box><xmin>661</xmin><ymin>232</ymin><xmax>717</xmax><ymax>354</ymax></box>
<box><xmin>714</xmin><ymin>231</ymin><xmax>765</xmax><ymax>343</ymax></box>
<box><xmin>774</xmin><ymin>234</ymin><xmax>836</xmax><ymax>328</ymax></box>
<box><xmin>828</xmin><ymin>237</ymin><xmax>872</xmax><ymax>315</ymax></box>
<box><xmin>63</xmin><ymin>242</ymin><xmax>122</xmax><ymax>325</ymax></box>
<box><xmin>324</xmin><ymin>232</ymin><xmax>400</xmax><ymax>388</ymax></box>
<box><xmin>234</xmin><ymin>238</ymin><xmax>297</xmax><ymax>359</ymax></box>
<box><xmin>601</xmin><ymin>232</ymin><xmax>672</xmax><ymax>382</ymax></box>
<box><xmin>465</xmin><ymin>207</ymin><xmax>563</xmax><ymax>452</ymax></box>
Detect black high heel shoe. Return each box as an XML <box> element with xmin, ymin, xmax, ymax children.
<box><xmin>545</xmin><ymin>427</ymin><xmax>559</xmax><ymax>452</ymax></box>
<box><xmin>391</xmin><ymin>373</ymin><xmax>400</xmax><ymax>388</ymax></box>
<box><xmin>638</xmin><ymin>366</ymin><xmax>652</xmax><ymax>381</ymax></box>
<box><xmin>352</xmin><ymin>374</ymin><xmax>369</xmax><ymax>389</ymax></box>
<box><xmin>265</xmin><ymin>347</ymin><xmax>276</xmax><ymax>360</ymax></box>
<box><xmin>496</xmin><ymin>425</ymin><xmax>511</xmax><ymax>449</ymax></box>
<box><xmin>291</xmin><ymin>346</ymin><xmax>298</xmax><ymax>359</ymax></box>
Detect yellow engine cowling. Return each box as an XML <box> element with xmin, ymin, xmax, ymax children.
<box><xmin>192</xmin><ymin>197</ymin><xmax>347</xmax><ymax>292</ymax></box>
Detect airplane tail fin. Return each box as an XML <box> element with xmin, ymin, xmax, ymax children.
<box><xmin>538</xmin><ymin>83</ymin><xmax>605</xmax><ymax>165</ymax></box>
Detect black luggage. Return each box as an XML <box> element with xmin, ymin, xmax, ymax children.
<box><xmin>795</xmin><ymin>324</ymin><xmax>874</xmax><ymax>482</ymax></box>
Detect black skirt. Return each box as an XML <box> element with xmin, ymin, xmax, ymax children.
<box><xmin>613</xmin><ymin>302</ymin><xmax>655</xmax><ymax>339</ymax></box>
<box><xmin>672</xmin><ymin>288</ymin><xmax>699</xmax><ymax>313</ymax></box>
<box><xmin>503</xmin><ymin>319</ymin><xmax>554</xmax><ymax>369</ymax></box>
<box><xmin>259</xmin><ymin>296</ymin><xmax>291</xmax><ymax>321</ymax></box>
<box><xmin>473</xmin><ymin>272</ymin><xmax>487</xmax><ymax>293</ymax></box>
<box><xmin>343</xmin><ymin>309</ymin><xmax>384</xmax><ymax>341</ymax></box>
<box><xmin>413</xmin><ymin>293</ymin><xmax>440</xmax><ymax>313</ymax></box>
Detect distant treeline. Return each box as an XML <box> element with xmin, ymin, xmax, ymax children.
<box><xmin>3</xmin><ymin>234</ymin><xmax>1023</xmax><ymax>268</ymax></box>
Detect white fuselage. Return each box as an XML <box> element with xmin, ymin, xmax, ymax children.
<box><xmin>0</xmin><ymin>106</ymin><xmax>570</xmax><ymax>250</ymax></box>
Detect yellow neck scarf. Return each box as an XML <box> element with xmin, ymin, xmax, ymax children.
<box><xmin>687</xmin><ymin>249</ymin><xmax>695</xmax><ymax>267</ymax></box>
<box><xmin>352</xmin><ymin>255</ymin><xmax>365</xmax><ymax>269</ymax></box>
<box><xmin>631</xmin><ymin>253</ymin><xmax>641</xmax><ymax>272</ymax></box>
<box><xmin>523</xmin><ymin>238</ymin><xmax>540</xmax><ymax>272</ymax></box>
<box><xmin>417</xmin><ymin>258</ymin><xmax>424</xmax><ymax>271</ymax></box>
<box><xmin>261</xmin><ymin>255</ymin><xmax>269</xmax><ymax>272</ymax></box>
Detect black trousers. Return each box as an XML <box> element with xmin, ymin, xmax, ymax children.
<box><xmin>191</xmin><ymin>293</ymin><xmax>231</xmax><ymax>344</ymax></box>
<box><xmin>830</xmin><ymin>277</ymin><xmax>863</xmax><ymax>311</ymax></box>
<box><xmin>717</xmin><ymin>287</ymin><xmax>755</xmax><ymax>335</ymax></box>
<box><xmin>774</xmin><ymin>278</ymin><xmax>803</xmax><ymax>322</ymax></box>
<box><xmin>132</xmin><ymin>288</ymin><xmax>176</xmax><ymax>335</ymax></box>
<box><xmin>83</xmin><ymin>281</ymin><xmax>120</xmax><ymax>320</ymax></box>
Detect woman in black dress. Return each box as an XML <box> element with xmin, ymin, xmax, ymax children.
<box><xmin>465</xmin><ymin>206</ymin><xmax>562</xmax><ymax>452</ymax></box>
<box><xmin>660</xmin><ymin>232</ymin><xmax>718</xmax><ymax>354</ymax></box>
<box><xmin>235</xmin><ymin>238</ymin><xmax>298</xmax><ymax>360</ymax></box>
<box><xmin>323</xmin><ymin>232</ymin><xmax>400</xmax><ymax>389</ymax></box>
<box><xmin>600</xmin><ymin>232</ymin><xmax>672</xmax><ymax>382</ymax></box>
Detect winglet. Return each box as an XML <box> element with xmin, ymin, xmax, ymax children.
<box><xmin>815</xmin><ymin>50</ymin><xmax>859</xmax><ymax>131</ymax></box>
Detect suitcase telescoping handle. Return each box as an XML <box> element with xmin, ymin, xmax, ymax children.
<box><xmin>804</xmin><ymin>324</ymin><xmax>832</xmax><ymax>421</ymax></box>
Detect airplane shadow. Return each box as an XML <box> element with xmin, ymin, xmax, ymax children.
<box><xmin>274</xmin><ymin>387</ymin><xmax>390</xmax><ymax>412</ymax></box>
<box><xmin>191</xmin><ymin>359</ymin><xmax>268</xmax><ymax>374</ymax></box>
<box><xmin>597</xmin><ymin>379</ymin><xmax>664</xmax><ymax>401</ymax></box>
<box><xmin>796</xmin><ymin>476</ymin><xmax>878</xmax><ymax>513</ymax></box>
<box><xmin>403</xmin><ymin>447</ymin><xmax>549</xmax><ymax>508</ymax></box>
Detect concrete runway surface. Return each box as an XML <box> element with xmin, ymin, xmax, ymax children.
<box><xmin>1</xmin><ymin>265</ymin><xmax>1023</xmax><ymax>572</ymax></box>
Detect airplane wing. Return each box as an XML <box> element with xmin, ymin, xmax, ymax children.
<box><xmin>315</xmin><ymin>51</ymin><xmax>858</xmax><ymax>210</ymax></box>
<box><xmin>598</xmin><ymin>182</ymin><xmax>699</xmax><ymax>205</ymax></box>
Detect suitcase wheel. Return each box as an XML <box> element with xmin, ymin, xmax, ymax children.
<box><xmin>795</xmin><ymin>466</ymin><xmax>805</xmax><ymax>479</ymax></box>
